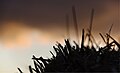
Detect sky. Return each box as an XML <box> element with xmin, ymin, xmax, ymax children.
<box><xmin>0</xmin><ymin>0</ymin><xmax>120</xmax><ymax>73</ymax></box>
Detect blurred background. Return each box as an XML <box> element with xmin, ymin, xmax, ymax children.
<box><xmin>0</xmin><ymin>0</ymin><xmax>120</xmax><ymax>73</ymax></box>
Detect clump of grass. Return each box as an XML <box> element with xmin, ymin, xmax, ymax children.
<box><xmin>18</xmin><ymin>29</ymin><xmax>120</xmax><ymax>73</ymax></box>
<box><xmin>18</xmin><ymin>6</ymin><xmax>120</xmax><ymax>73</ymax></box>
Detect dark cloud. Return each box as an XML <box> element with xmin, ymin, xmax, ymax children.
<box><xmin>0</xmin><ymin>0</ymin><xmax>119</xmax><ymax>35</ymax></box>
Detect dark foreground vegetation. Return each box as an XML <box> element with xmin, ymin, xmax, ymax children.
<box><xmin>18</xmin><ymin>7</ymin><xmax>120</xmax><ymax>73</ymax></box>
<box><xmin>18</xmin><ymin>29</ymin><xmax>120</xmax><ymax>73</ymax></box>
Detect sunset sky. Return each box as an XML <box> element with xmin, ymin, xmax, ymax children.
<box><xmin>0</xmin><ymin>0</ymin><xmax>120</xmax><ymax>73</ymax></box>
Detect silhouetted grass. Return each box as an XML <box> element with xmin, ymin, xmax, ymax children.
<box><xmin>17</xmin><ymin>6</ymin><xmax>120</xmax><ymax>73</ymax></box>
<box><xmin>18</xmin><ymin>30</ymin><xmax>120</xmax><ymax>73</ymax></box>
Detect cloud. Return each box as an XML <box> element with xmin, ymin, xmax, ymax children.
<box><xmin>0</xmin><ymin>0</ymin><xmax>119</xmax><ymax>49</ymax></box>
<box><xmin>0</xmin><ymin>21</ymin><xmax>65</xmax><ymax>49</ymax></box>
<box><xmin>0</xmin><ymin>0</ymin><xmax>117</xmax><ymax>27</ymax></box>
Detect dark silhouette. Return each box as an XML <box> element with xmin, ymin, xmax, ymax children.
<box><xmin>18</xmin><ymin>30</ymin><xmax>120</xmax><ymax>73</ymax></box>
<box><xmin>17</xmin><ymin>6</ymin><xmax>120</xmax><ymax>73</ymax></box>
<box><xmin>72</xmin><ymin>6</ymin><xmax>79</xmax><ymax>44</ymax></box>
